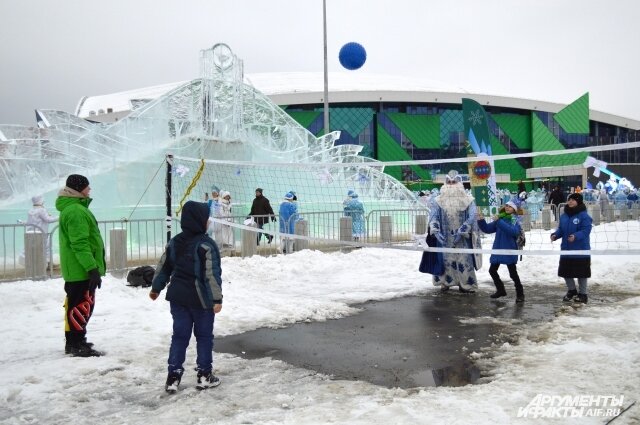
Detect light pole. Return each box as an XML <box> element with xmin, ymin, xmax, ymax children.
<box><xmin>322</xmin><ymin>0</ymin><xmax>329</xmax><ymax>135</ymax></box>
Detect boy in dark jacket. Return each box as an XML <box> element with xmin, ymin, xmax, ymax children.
<box><xmin>150</xmin><ymin>201</ymin><xmax>223</xmax><ymax>393</ymax></box>
<box><xmin>477</xmin><ymin>201</ymin><xmax>525</xmax><ymax>303</ymax></box>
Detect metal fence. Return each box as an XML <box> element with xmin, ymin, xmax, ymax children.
<box><xmin>3</xmin><ymin>202</ymin><xmax>638</xmax><ymax>282</ymax></box>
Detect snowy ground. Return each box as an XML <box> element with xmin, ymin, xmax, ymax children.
<box><xmin>1</xmin><ymin>232</ymin><xmax>639</xmax><ymax>424</ymax></box>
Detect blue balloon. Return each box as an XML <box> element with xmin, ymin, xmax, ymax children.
<box><xmin>339</xmin><ymin>42</ymin><xmax>366</xmax><ymax>70</ymax></box>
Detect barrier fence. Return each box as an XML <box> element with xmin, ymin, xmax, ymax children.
<box><xmin>2</xmin><ymin>202</ymin><xmax>639</xmax><ymax>282</ymax></box>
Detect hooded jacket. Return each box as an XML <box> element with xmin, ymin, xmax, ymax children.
<box><xmin>152</xmin><ymin>201</ymin><xmax>222</xmax><ymax>308</ymax></box>
<box><xmin>55</xmin><ymin>187</ymin><xmax>106</xmax><ymax>282</ymax></box>
<box><xmin>478</xmin><ymin>214</ymin><xmax>521</xmax><ymax>265</ymax></box>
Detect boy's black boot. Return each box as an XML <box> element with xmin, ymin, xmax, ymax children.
<box><xmin>563</xmin><ymin>289</ymin><xmax>578</xmax><ymax>302</ymax></box>
<box><xmin>196</xmin><ymin>370</ymin><xmax>221</xmax><ymax>390</ymax></box>
<box><xmin>165</xmin><ymin>371</ymin><xmax>182</xmax><ymax>393</ymax></box>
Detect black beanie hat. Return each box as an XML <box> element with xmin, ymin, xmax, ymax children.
<box><xmin>66</xmin><ymin>174</ymin><xmax>90</xmax><ymax>192</ymax></box>
<box><xmin>255</xmin><ymin>188</ymin><xmax>263</xmax><ymax>194</ymax></box>
<box><xmin>568</xmin><ymin>193</ymin><xmax>583</xmax><ymax>204</ymax></box>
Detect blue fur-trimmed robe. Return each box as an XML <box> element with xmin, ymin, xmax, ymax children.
<box><xmin>429</xmin><ymin>195</ymin><xmax>482</xmax><ymax>291</ymax></box>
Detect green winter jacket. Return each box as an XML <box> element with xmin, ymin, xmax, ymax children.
<box><xmin>55</xmin><ymin>188</ymin><xmax>106</xmax><ymax>282</ymax></box>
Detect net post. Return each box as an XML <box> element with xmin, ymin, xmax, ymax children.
<box><xmin>166</xmin><ymin>154</ymin><xmax>173</xmax><ymax>244</ymax></box>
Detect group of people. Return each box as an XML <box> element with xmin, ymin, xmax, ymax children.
<box><xmin>426</xmin><ymin>170</ymin><xmax>592</xmax><ymax>305</ymax></box>
<box><xmin>52</xmin><ymin>174</ymin><xmax>222</xmax><ymax>392</ymax></box>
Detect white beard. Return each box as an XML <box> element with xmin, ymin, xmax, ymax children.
<box><xmin>437</xmin><ymin>183</ymin><xmax>472</xmax><ymax>224</ymax></box>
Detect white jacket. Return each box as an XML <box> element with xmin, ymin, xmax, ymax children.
<box><xmin>26</xmin><ymin>206</ymin><xmax>58</xmax><ymax>234</ymax></box>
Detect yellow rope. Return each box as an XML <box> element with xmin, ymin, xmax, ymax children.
<box><xmin>175</xmin><ymin>159</ymin><xmax>205</xmax><ymax>216</ymax></box>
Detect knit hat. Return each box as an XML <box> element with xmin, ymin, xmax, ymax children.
<box><xmin>505</xmin><ymin>200</ymin><xmax>518</xmax><ymax>210</ymax></box>
<box><xmin>347</xmin><ymin>189</ymin><xmax>358</xmax><ymax>198</ymax></box>
<box><xmin>568</xmin><ymin>193</ymin><xmax>584</xmax><ymax>204</ymax></box>
<box><xmin>31</xmin><ymin>195</ymin><xmax>44</xmax><ymax>206</ymax></box>
<box><xmin>284</xmin><ymin>191</ymin><xmax>295</xmax><ymax>200</ymax></box>
<box><xmin>255</xmin><ymin>188</ymin><xmax>263</xmax><ymax>194</ymax></box>
<box><xmin>66</xmin><ymin>174</ymin><xmax>89</xmax><ymax>192</ymax></box>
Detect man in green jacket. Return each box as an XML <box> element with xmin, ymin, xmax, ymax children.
<box><xmin>56</xmin><ymin>174</ymin><xmax>106</xmax><ymax>357</ymax></box>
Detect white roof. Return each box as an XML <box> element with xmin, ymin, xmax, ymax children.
<box><xmin>75</xmin><ymin>72</ymin><xmax>640</xmax><ymax>129</ymax></box>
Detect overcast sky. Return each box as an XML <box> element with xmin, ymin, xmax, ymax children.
<box><xmin>1</xmin><ymin>0</ymin><xmax>639</xmax><ymax>126</ymax></box>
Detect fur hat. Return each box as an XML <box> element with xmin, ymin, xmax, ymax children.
<box><xmin>568</xmin><ymin>193</ymin><xmax>584</xmax><ymax>204</ymax></box>
<box><xmin>445</xmin><ymin>170</ymin><xmax>462</xmax><ymax>184</ymax></box>
<box><xmin>66</xmin><ymin>174</ymin><xmax>89</xmax><ymax>192</ymax></box>
<box><xmin>31</xmin><ymin>195</ymin><xmax>44</xmax><ymax>206</ymax></box>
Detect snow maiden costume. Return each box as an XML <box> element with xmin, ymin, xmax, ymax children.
<box><xmin>429</xmin><ymin>171</ymin><xmax>482</xmax><ymax>292</ymax></box>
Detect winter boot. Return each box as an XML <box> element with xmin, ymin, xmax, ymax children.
<box><xmin>515</xmin><ymin>284</ymin><xmax>525</xmax><ymax>303</ymax></box>
<box><xmin>165</xmin><ymin>372</ymin><xmax>182</xmax><ymax>393</ymax></box>
<box><xmin>490</xmin><ymin>281</ymin><xmax>507</xmax><ymax>299</ymax></box>
<box><xmin>196</xmin><ymin>370</ymin><xmax>221</xmax><ymax>390</ymax></box>
<box><xmin>458</xmin><ymin>286</ymin><xmax>475</xmax><ymax>294</ymax></box>
<box><xmin>563</xmin><ymin>289</ymin><xmax>578</xmax><ymax>302</ymax></box>
<box><xmin>575</xmin><ymin>293</ymin><xmax>588</xmax><ymax>304</ymax></box>
<box><xmin>65</xmin><ymin>341</ymin><xmax>103</xmax><ymax>357</ymax></box>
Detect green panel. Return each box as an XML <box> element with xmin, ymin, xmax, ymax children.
<box><xmin>440</xmin><ymin>110</ymin><xmax>464</xmax><ymax>147</ymax></box>
<box><xmin>553</xmin><ymin>93</ymin><xmax>589</xmax><ymax>134</ymax></box>
<box><xmin>489</xmin><ymin>136</ymin><xmax>526</xmax><ymax>181</ymax></box>
<box><xmin>377</xmin><ymin>125</ymin><xmax>431</xmax><ymax>181</ymax></box>
<box><xmin>532</xmin><ymin>114</ymin><xmax>588</xmax><ymax>168</ymax></box>
<box><xmin>492</xmin><ymin>114</ymin><xmax>531</xmax><ymax>150</ymax></box>
<box><xmin>386</xmin><ymin>113</ymin><xmax>440</xmax><ymax>149</ymax></box>
<box><xmin>286</xmin><ymin>111</ymin><xmax>321</xmax><ymax>129</ymax></box>
<box><xmin>329</xmin><ymin>107</ymin><xmax>374</xmax><ymax>138</ymax></box>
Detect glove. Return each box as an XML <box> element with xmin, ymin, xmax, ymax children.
<box><xmin>457</xmin><ymin>224</ymin><xmax>469</xmax><ymax>235</ymax></box>
<box><xmin>88</xmin><ymin>268</ymin><xmax>102</xmax><ymax>291</ymax></box>
<box><xmin>453</xmin><ymin>233</ymin><xmax>462</xmax><ymax>245</ymax></box>
<box><xmin>272</xmin><ymin>217</ymin><xmax>277</xmax><ymax>222</ymax></box>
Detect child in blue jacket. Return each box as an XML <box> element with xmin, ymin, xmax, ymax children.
<box><xmin>477</xmin><ymin>201</ymin><xmax>525</xmax><ymax>303</ymax></box>
<box><xmin>150</xmin><ymin>201</ymin><xmax>223</xmax><ymax>393</ymax></box>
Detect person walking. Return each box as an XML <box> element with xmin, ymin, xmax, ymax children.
<box><xmin>551</xmin><ymin>193</ymin><xmax>592</xmax><ymax>303</ymax></box>
<box><xmin>150</xmin><ymin>200</ymin><xmax>223</xmax><ymax>392</ymax></box>
<box><xmin>477</xmin><ymin>200</ymin><xmax>525</xmax><ymax>303</ymax></box>
<box><xmin>249</xmin><ymin>188</ymin><xmax>276</xmax><ymax>245</ymax></box>
<box><xmin>55</xmin><ymin>174</ymin><xmax>105</xmax><ymax>357</ymax></box>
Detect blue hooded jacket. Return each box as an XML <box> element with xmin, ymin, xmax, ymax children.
<box><xmin>152</xmin><ymin>201</ymin><xmax>222</xmax><ymax>308</ymax></box>
<box><xmin>478</xmin><ymin>215</ymin><xmax>521</xmax><ymax>265</ymax></box>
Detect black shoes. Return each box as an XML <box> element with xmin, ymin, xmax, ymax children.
<box><xmin>515</xmin><ymin>293</ymin><xmax>525</xmax><ymax>303</ymax></box>
<box><xmin>196</xmin><ymin>371</ymin><xmax>221</xmax><ymax>390</ymax></box>
<box><xmin>490</xmin><ymin>290</ymin><xmax>507</xmax><ymax>299</ymax></box>
<box><xmin>458</xmin><ymin>286</ymin><xmax>475</xmax><ymax>294</ymax></box>
<box><xmin>165</xmin><ymin>372</ymin><xmax>182</xmax><ymax>393</ymax></box>
<box><xmin>65</xmin><ymin>340</ymin><xmax>103</xmax><ymax>357</ymax></box>
<box><xmin>575</xmin><ymin>293</ymin><xmax>588</xmax><ymax>304</ymax></box>
<box><xmin>563</xmin><ymin>289</ymin><xmax>578</xmax><ymax>302</ymax></box>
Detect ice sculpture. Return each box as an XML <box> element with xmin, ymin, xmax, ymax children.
<box><xmin>0</xmin><ymin>44</ymin><xmax>420</xmax><ymax>217</ymax></box>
